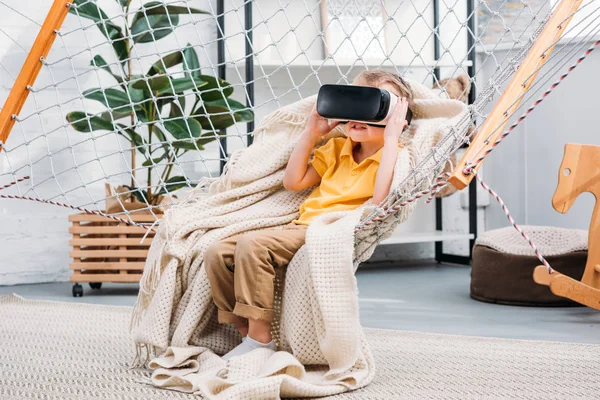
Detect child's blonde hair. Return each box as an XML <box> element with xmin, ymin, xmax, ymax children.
<box><xmin>353</xmin><ymin>70</ymin><xmax>413</xmax><ymax>100</ymax></box>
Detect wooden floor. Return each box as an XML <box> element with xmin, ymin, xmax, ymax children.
<box><xmin>1</xmin><ymin>262</ymin><xmax>599</xmax><ymax>344</ymax></box>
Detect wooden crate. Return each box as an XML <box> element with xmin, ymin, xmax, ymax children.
<box><xmin>69</xmin><ymin>213</ymin><xmax>159</xmax><ymax>283</ymax></box>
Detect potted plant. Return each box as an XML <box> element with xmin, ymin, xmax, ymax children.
<box><xmin>65</xmin><ymin>0</ymin><xmax>253</xmax><ymax>296</ymax></box>
<box><xmin>66</xmin><ymin>0</ymin><xmax>253</xmax><ymax>210</ymax></box>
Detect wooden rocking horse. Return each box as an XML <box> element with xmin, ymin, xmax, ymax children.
<box><xmin>533</xmin><ymin>143</ymin><xmax>600</xmax><ymax>310</ymax></box>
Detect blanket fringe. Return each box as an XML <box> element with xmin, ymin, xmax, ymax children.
<box><xmin>128</xmin><ymin>342</ymin><xmax>158</xmax><ymax>369</ymax></box>
<box><xmin>130</xmin><ymin>216</ymin><xmax>172</xmax><ymax>334</ymax></box>
<box><xmin>129</xmin><ymin>257</ymin><xmax>168</xmax><ymax>339</ymax></box>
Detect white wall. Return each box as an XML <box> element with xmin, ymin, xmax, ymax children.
<box><xmin>0</xmin><ymin>0</ymin><xmax>476</xmax><ymax>285</ymax></box>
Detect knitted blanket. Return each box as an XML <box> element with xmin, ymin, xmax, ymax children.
<box><xmin>128</xmin><ymin>79</ymin><xmax>468</xmax><ymax>399</ymax></box>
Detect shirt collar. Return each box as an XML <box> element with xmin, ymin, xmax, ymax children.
<box><xmin>340</xmin><ymin>136</ymin><xmax>385</xmax><ymax>164</ymax></box>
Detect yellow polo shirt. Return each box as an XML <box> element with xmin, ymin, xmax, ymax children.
<box><xmin>293</xmin><ymin>136</ymin><xmax>400</xmax><ymax>226</ymax></box>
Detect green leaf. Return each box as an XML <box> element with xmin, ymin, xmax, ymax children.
<box><xmin>193</xmin><ymin>99</ymin><xmax>254</xmax><ymax>130</ymax></box>
<box><xmin>123</xmin><ymin>185</ymin><xmax>149</xmax><ymax>204</ymax></box>
<box><xmin>118</xmin><ymin>0</ymin><xmax>130</xmax><ymax>7</ymax></box>
<box><xmin>101</xmin><ymin>110</ymin><xmax>131</xmax><ymax>121</ymax></box>
<box><xmin>147</xmin><ymin>50</ymin><xmax>183</xmax><ymax>76</ymax></box>
<box><xmin>116</xmin><ymin>124</ymin><xmax>148</xmax><ymax>155</ymax></box>
<box><xmin>142</xmin><ymin>151</ymin><xmax>169</xmax><ymax>166</ymax></box>
<box><xmin>66</xmin><ymin>112</ymin><xmax>115</xmax><ymax>132</ymax></box>
<box><xmin>90</xmin><ymin>55</ymin><xmax>124</xmax><ymax>84</ymax></box>
<box><xmin>133</xmin><ymin>93</ymin><xmax>163</xmax><ymax>124</ymax></box>
<box><xmin>83</xmin><ymin>87</ymin><xmax>137</xmax><ymax>113</ymax></box>
<box><xmin>163</xmin><ymin>117</ymin><xmax>202</xmax><ymax>140</ymax></box>
<box><xmin>142</xmin><ymin>4</ymin><xmax>210</xmax><ymax>17</ymax></box>
<box><xmin>104</xmin><ymin>31</ymin><xmax>128</xmax><ymax>65</ymax></box>
<box><xmin>128</xmin><ymin>1</ymin><xmax>209</xmax><ymax>45</ymax></box>
<box><xmin>150</xmin><ymin>125</ymin><xmax>172</xmax><ymax>156</ymax></box>
<box><xmin>196</xmin><ymin>75</ymin><xmax>234</xmax><ymax>101</ymax></box>
<box><xmin>171</xmin><ymin>132</ymin><xmax>221</xmax><ymax>150</ymax></box>
<box><xmin>183</xmin><ymin>43</ymin><xmax>201</xmax><ymax>77</ymax></box>
<box><xmin>125</xmin><ymin>78</ymin><xmax>151</xmax><ymax>122</ymax></box>
<box><xmin>118</xmin><ymin>126</ymin><xmax>144</xmax><ymax>146</ymax></box>
<box><xmin>157</xmin><ymin>76</ymin><xmax>207</xmax><ymax>96</ymax></box>
<box><xmin>125</xmin><ymin>77</ymin><xmax>147</xmax><ymax>106</ymax></box>
<box><xmin>156</xmin><ymin>175</ymin><xmax>189</xmax><ymax>196</ymax></box>
<box><xmin>171</xmin><ymin>140</ymin><xmax>204</xmax><ymax>151</ymax></box>
<box><xmin>152</xmin><ymin>125</ymin><xmax>167</xmax><ymax>142</ymax></box>
<box><xmin>194</xmin><ymin>113</ymin><xmax>235</xmax><ymax>131</ymax></box>
<box><xmin>130</xmin><ymin>2</ymin><xmax>180</xmax><ymax>44</ymax></box>
<box><xmin>165</xmin><ymin>175</ymin><xmax>188</xmax><ymax>184</ymax></box>
<box><xmin>69</xmin><ymin>1</ymin><xmax>128</xmax><ymax>63</ymax></box>
<box><xmin>196</xmin><ymin>132</ymin><xmax>223</xmax><ymax>147</ymax></box>
<box><xmin>205</xmin><ymin>98</ymin><xmax>254</xmax><ymax>122</ymax></box>
<box><xmin>135</xmin><ymin>107</ymin><xmax>149</xmax><ymax>123</ymax></box>
<box><xmin>131</xmin><ymin>75</ymin><xmax>171</xmax><ymax>92</ymax></box>
<box><xmin>69</xmin><ymin>0</ymin><xmax>109</xmax><ymax>22</ymax></box>
<box><xmin>130</xmin><ymin>76</ymin><xmax>206</xmax><ymax>107</ymax></box>
<box><xmin>169</xmin><ymin>96</ymin><xmax>186</xmax><ymax>118</ymax></box>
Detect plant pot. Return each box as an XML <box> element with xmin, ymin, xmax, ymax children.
<box><xmin>68</xmin><ymin>212</ymin><xmax>158</xmax><ymax>286</ymax></box>
<box><xmin>105</xmin><ymin>183</ymin><xmax>174</xmax><ymax>215</ymax></box>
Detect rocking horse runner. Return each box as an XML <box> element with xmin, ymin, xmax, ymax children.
<box><xmin>533</xmin><ymin>144</ymin><xmax>600</xmax><ymax>310</ymax></box>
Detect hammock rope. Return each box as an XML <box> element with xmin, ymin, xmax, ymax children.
<box><xmin>472</xmin><ymin>169</ymin><xmax>554</xmax><ymax>273</ymax></box>
<box><xmin>0</xmin><ymin>176</ymin><xmax>158</xmax><ymax>232</ymax></box>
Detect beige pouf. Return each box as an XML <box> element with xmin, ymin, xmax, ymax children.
<box><xmin>470</xmin><ymin>226</ymin><xmax>588</xmax><ymax>306</ymax></box>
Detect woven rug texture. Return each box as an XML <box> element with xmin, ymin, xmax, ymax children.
<box><xmin>0</xmin><ymin>293</ymin><xmax>598</xmax><ymax>399</ymax></box>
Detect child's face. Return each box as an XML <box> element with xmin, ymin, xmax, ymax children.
<box><xmin>343</xmin><ymin>80</ymin><xmax>399</xmax><ymax>144</ymax></box>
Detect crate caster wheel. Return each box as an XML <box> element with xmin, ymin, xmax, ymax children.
<box><xmin>89</xmin><ymin>282</ymin><xmax>102</xmax><ymax>290</ymax></box>
<box><xmin>72</xmin><ymin>283</ymin><xmax>84</xmax><ymax>297</ymax></box>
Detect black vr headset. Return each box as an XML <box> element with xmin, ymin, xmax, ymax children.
<box><xmin>316</xmin><ymin>84</ymin><xmax>412</xmax><ymax>127</ymax></box>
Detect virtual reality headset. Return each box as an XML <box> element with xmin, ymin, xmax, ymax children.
<box><xmin>316</xmin><ymin>84</ymin><xmax>412</xmax><ymax>127</ymax></box>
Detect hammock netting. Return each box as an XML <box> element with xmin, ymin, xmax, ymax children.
<box><xmin>0</xmin><ymin>0</ymin><xmax>598</xmax><ymax>240</ymax></box>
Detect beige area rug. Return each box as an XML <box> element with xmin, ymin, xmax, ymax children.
<box><xmin>1</xmin><ymin>293</ymin><xmax>598</xmax><ymax>399</ymax></box>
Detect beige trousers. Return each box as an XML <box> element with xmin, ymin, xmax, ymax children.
<box><xmin>204</xmin><ymin>222</ymin><xmax>308</xmax><ymax>324</ymax></box>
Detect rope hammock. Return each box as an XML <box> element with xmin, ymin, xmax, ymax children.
<box><xmin>0</xmin><ymin>0</ymin><xmax>599</xmax><ymax>271</ymax></box>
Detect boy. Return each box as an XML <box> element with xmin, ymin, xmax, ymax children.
<box><xmin>203</xmin><ymin>70</ymin><xmax>412</xmax><ymax>360</ymax></box>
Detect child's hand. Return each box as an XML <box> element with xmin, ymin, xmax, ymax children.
<box><xmin>305</xmin><ymin>105</ymin><xmax>340</xmax><ymax>139</ymax></box>
<box><xmin>384</xmin><ymin>97</ymin><xmax>409</xmax><ymax>144</ymax></box>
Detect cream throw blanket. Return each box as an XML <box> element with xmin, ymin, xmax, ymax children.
<box><xmin>129</xmin><ymin>79</ymin><xmax>468</xmax><ymax>399</ymax></box>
